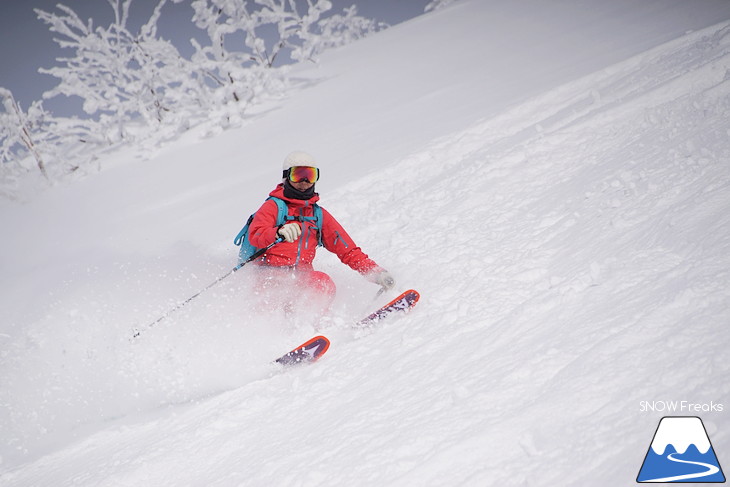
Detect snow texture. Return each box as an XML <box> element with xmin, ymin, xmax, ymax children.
<box><xmin>1</xmin><ymin>0</ymin><xmax>730</xmax><ymax>485</ymax></box>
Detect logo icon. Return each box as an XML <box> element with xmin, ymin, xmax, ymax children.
<box><xmin>637</xmin><ymin>416</ymin><xmax>725</xmax><ymax>483</ymax></box>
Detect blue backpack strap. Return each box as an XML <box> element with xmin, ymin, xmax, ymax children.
<box><xmin>313</xmin><ymin>204</ymin><xmax>323</xmax><ymax>247</ymax></box>
<box><xmin>268</xmin><ymin>196</ymin><xmax>289</xmax><ymax>226</ymax></box>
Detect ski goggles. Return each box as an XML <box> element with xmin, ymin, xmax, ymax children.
<box><xmin>286</xmin><ymin>166</ymin><xmax>319</xmax><ymax>184</ymax></box>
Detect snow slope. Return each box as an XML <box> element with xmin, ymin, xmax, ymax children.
<box><xmin>2</xmin><ymin>0</ymin><xmax>730</xmax><ymax>485</ymax></box>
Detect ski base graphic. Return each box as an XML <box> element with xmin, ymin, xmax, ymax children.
<box><xmin>356</xmin><ymin>289</ymin><xmax>420</xmax><ymax>327</ymax></box>
<box><xmin>274</xmin><ymin>335</ymin><xmax>330</xmax><ymax>367</ymax></box>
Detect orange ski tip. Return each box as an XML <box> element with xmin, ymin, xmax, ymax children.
<box><xmin>300</xmin><ymin>335</ymin><xmax>330</xmax><ymax>359</ymax></box>
<box><xmin>300</xmin><ymin>335</ymin><xmax>329</xmax><ymax>346</ymax></box>
<box><xmin>406</xmin><ymin>289</ymin><xmax>420</xmax><ymax>300</ymax></box>
<box><xmin>383</xmin><ymin>289</ymin><xmax>420</xmax><ymax>308</ymax></box>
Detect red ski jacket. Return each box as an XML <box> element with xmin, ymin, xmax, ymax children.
<box><xmin>248</xmin><ymin>184</ymin><xmax>381</xmax><ymax>275</ymax></box>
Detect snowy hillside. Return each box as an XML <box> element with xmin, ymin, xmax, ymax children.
<box><xmin>2</xmin><ymin>0</ymin><xmax>730</xmax><ymax>485</ymax></box>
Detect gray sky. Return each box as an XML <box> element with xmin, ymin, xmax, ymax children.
<box><xmin>0</xmin><ymin>0</ymin><xmax>430</xmax><ymax>114</ymax></box>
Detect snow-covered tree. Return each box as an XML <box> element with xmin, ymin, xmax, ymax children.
<box><xmin>0</xmin><ymin>88</ymin><xmax>49</xmax><ymax>179</ymax></box>
<box><xmin>291</xmin><ymin>5</ymin><xmax>383</xmax><ymax>63</ymax></box>
<box><xmin>36</xmin><ymin>0</ymin><xmax>196</xmax><ymax>144</ymax></box>
<box><xmin>190</xmin><ymin>0</ymin><xmax>325</xmax><ymax>69</ymax></box>
<box><xmin>189</xmin><ymin>0</ymin><xmax>384</xmax><ymax>105</ymax></box>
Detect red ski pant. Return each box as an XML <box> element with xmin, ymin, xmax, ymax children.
<box><xmin>252</xmin><ymin>266</ymin><xmax>336</xmax><ymax>317</ymax></box>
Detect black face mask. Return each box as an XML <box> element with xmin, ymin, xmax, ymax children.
<box><xmin>283</xmin><ymin>179</ymin><xmax>317</xmax><ymax>200</ymax></box>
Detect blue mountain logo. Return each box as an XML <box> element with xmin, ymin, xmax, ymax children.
<box><xmin>637</xmin><ymin>416</ymin><xmax>725</xmax><ymax>483</ymax></box>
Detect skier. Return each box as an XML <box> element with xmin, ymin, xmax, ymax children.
<box><xmin>247</xmin><ymin>151</ymin><xmax>395</xmax><ymax>318</ymax></box>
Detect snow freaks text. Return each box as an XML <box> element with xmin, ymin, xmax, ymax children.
<box><xmin>639</xmin><ymin>401</ymin><xmax>724</xmax><ymax>413</ymax></box>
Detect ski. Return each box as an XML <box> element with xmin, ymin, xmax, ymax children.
<box><xmin>275</xmin><ymin>335</ymin><xmax>330</xmax><ymax>367</ymax></box>
<box><xmin>273</xmin><ymin>290</ymin><xmax>420</xmax><ymax>367</ymax></box>
<box><xmin>356</xmin><ymin>289</ymin><xmax>420</xmax><ymax>327</ymax></box>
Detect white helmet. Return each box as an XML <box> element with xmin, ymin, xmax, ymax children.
<box><xmin>283</xmin><ymin>150</ymin><xmax>317</xmax><ymax>171</ymax></box>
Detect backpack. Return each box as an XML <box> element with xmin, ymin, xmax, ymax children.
<box><xmin>234</xmin><ymin>196</ymin><xmax>323</xmax><ymax>264</ymax></box>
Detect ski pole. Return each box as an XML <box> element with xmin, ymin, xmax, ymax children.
<box><xmin>131</xmin><ymin>238</ymin><xmax>283</xmax><ymax>339</ymax></box>
<box><xmin>373</xmin><ymin>286</ymin><xmax>388</xmax><ymax>301</ymax></box>
<box><xmin>372</xmin><ymin>274</ymin><xmax>395</xmax><ymax>301</ymax></box>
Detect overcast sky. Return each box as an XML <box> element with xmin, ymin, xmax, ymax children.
<box><xmin>0</xmin><ymin>0</ymin><xmax>431</xmax><ymax>114</ymax></box>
